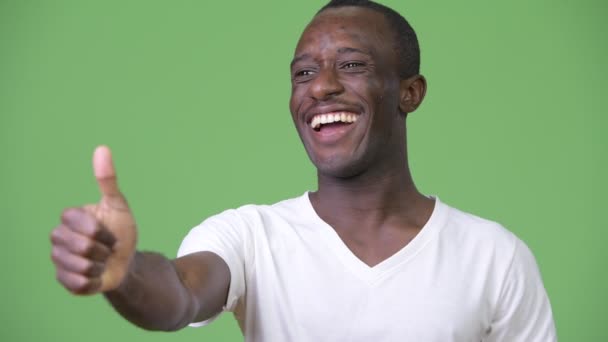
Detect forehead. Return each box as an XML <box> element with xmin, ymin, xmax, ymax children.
<box><xmin>294</xmin><ymin>7</ymin><xmax>393</xmax><ymax>58</ymax></box>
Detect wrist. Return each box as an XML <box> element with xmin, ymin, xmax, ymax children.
<box><xmin>104</xmin><ymin>251</ymin><xmax>140</xmax><ymax>295</ymax></box>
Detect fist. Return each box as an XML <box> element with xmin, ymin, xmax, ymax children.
<box><xmin>51</xmin><ymin>146</ymin><xmax>137</xmax><ymax>295</ymax></box>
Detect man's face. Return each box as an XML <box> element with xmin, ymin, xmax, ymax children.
<box><xmin>289</xmin><ymin>7</ymin><xmax>404</xmax><ymax>178</ymax></box>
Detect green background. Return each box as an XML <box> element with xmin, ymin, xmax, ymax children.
<box><xmin>1</xmin><ymin>0</ymin><xmax>606</xmax><ymax>340</ymax></box>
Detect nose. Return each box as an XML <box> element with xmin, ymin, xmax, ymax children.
<box><xmin>309</xmin><ymin>67</ymin><xmax>344</xmax><ymax>100</ymax></box>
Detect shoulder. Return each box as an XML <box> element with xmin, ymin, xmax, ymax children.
<box><xmin>436</xmin><ymin>199</ymin><xmax>553</xmax><ymax>317</ymax></box>
<box><xmin>437</xmin><ymin>199</ymin><xmax>548</xmax><ymax>297</ymax></box>
<box><xmin>241</xmin><ymin>193</ymin><xmax>308</xmax><ymax>217</ymax></box>
<box><xmin>439</xmin><ymin>199</ymin><xmax>521</xmax><ymax>259</ymax></box>
<box><xmin>444</xmin><ymin>202</ymin><xmax>560</xmax><ymax>340</ymax></box>
<box><xmin>193</xmin><ymin>192</ymin><xmax>310</xmax><ymax>230</ymax></box>
<box><xmin>178</xmin><ymin>193</ymin><xmax>311</xmax><ymax>262</ymax></box>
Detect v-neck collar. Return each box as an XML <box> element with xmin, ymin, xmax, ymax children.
<box><xmin>300</xmin><ymin>192</ymin><xmax>449</xmax><ymax>285</ymax></box>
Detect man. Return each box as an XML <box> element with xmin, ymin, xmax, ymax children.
<box><xmin>50</xmin><ymin>0</ymin><xmax>556</xmax><ymax>341</ymax></box>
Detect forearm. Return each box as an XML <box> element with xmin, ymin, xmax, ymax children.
<box><xmin>103</xmin><ymin>251</ymin><xmax>197</xmax><ymax>331</ymax></box>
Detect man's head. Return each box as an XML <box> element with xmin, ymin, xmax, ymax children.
<box><xmin>289</xmin><ymin>1</ymin><xmax>426</xmax><ymax>178</ymax></box>
<box><xmin>318</xmin><ymin>0</ymin><xmax>420</xmax><ymax>79</ymax></box>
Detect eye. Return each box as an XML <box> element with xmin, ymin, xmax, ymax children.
<box><xmin>292</xmin><ymin>68</ymin><xmax>316</xmax><ymax>83</ymax></box>
<box><xmin>296</xmin><ymin>70</ymin><xmax>314</xmax><ymax>77</ymax></box>
<box><xmin>344</xmin><ymin>62</ymin><xmax>364</xmax><ymax>68</ymax></box>
<box><xmin>340</xmin><ymin>61</ymin><xmax>367</xmax><ymax>73</ymax></box>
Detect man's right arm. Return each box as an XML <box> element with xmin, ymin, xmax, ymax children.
<box><xmin>50</xmin><ymin>146</ymin><xmax>230</xmax><ymax>331</ymax></box>
<box><xmin>103</xmin><ymin>251</ymin><xmax>230</xmax><ymax>331</ymax></box>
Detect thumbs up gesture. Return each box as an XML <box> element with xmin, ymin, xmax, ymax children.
<box><xmin>51</xmin><ymin>146</ymin><xmax>138</xmax><ymax>294</ymax></box>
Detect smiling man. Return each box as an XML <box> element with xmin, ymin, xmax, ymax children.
<box><xmin>50</xmin><ymin>1</ymin><xmax>556</xmax><ymax>341</ymax></box>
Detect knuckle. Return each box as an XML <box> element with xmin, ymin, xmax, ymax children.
<box><xmin>81</xmin><ymin>260</ymin><xmax>96</xmax><ymax>274</ymax></box>
<box><xmin>68</xmin><ymin>276</ymin><xmax>87</xmax><ymax>293</ymax></box>
<box><xmin>78</xmin><ymin>239</ymin><xmax>95</xmax><ymax>256</ymax></box>
<box><xmin>89</xmin><ymin>222</ymin><xmax>103</xmax><ymax>237</ymax></box>
<box><xmin>50</xmin><ymin>248</ymin><xmax>62</xmax><ymax>263</ymax></box>
<box><xmin>72</xmin><ymin>278</ymin><xmax>97</xmax><ymax>295</ymax></box>
<box><xmin>75</xmin><ymin>277</ymin><xmax>89</xmax><ymax>291</ymax></box>
<box><xmin>50</xmin><ymin>227</ymin><xmax>63</xmax><ymax>244</ymax></box>
<box><xmin>81</xmin><ymin>216</ymin><xmax>103</xmax><ymax>238</ymax></box>
<box><xmin>56</xmin><ymin>267</ymin><xmax>100</xmax><ymax>295</ymax></box>
<box><xmin>60</xmin><ymin>208</ymin><xmax>76</xmax><ymax>222</ymax></box>
<box><xmin>56</xmin><ymin>269</ymin><xmax>70</xmax><ymax>287</ymax></box>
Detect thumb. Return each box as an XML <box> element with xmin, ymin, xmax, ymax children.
<box><xmin>93</xmin><ymin>145</ymin><xmax>121</xmax><ymax>197</ymax></box>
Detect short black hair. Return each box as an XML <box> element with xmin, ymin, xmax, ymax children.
<box><xmin>317</xmin><ymin>0</ymin><xmax>420</xmax><ymax>78</ymax></box>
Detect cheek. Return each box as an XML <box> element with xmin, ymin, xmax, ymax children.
<box><xmin>289</xmin><ymin>96</ymin><xmax>296</xmax><ymax>118</ymax></box>
<box><xmin>289</xmin><ymin>86</ymin><xmax>310</xmax><ymax>118</ymax></box>
<box><xmin>288</xmin><ymin>95</ymin><xmax>299</xmax><ymax>122</ymax></box>
<box><xmin>373</xmin><ymin>78</ymin><xmax>400</xmax><ymax>112</ymax></box>
<box><xmin>347</xmin><ymin>77</ymin><xmax>384</xmax><ymax>115</ymax></box>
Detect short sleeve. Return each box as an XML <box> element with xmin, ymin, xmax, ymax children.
<box><xmin>177</xmin><ymin>209</ymin><xmax>249</xmax><ymax>327</ymax></box>
<box><xmin>485</xmin><ymin>239</ymin><xmax>557</xmax><ymax>341</ymax></box>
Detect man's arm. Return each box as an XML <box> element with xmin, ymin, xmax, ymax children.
<box><xmin>484</xmin><ymin>239</ymin><xmax>556</xmax><ymax>341</ymax></box>
<box><xmin>50</xmin><ymin>146</ymin><xmax>230</xmax><ymax>331</ymax></box>
<box><xmin>103</xmin><ymin>251</ymin><xmax>230</xmax><ymax>331</ymax></box>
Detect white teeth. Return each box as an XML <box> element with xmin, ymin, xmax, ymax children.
<box><xmin>309</xmin><ymin>111</ymin><xmax>359</xmax><ymax>130</ymax></box>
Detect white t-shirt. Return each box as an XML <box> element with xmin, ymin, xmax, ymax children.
<box><xmin>177</xmin><ymin>193</ymin><xmax>556</xmax><ymax>341</ymax></box>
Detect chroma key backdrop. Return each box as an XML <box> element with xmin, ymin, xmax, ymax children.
<box><xmin>1</xmin><ymin>0</ymin><xmax>606</xmax><ymax>341</ymax></box>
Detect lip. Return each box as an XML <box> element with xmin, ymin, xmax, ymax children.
<box><xmin>298</xmin><ymin>102</ymin><xmax>364</xmax><ymax>145</ymax></box>
<box><xmin>303</xmin><ymin>104</ymin><xmax>362</xmax><ymax>125</ymax></box>
<box><xmin>307</xmin><ymin>113</ymin><xmax>361</xmax><ymax>146</ymax></box>
<box><xmin>312</xmin><ymin>118</ymin><xmax>358</xmax><ymax>144</ymax></box>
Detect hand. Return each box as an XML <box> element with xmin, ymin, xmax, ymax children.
<box><xmin>51</xmin><ymin>146</ymin><xmax>138</xmax><ymax>295</ymax></box>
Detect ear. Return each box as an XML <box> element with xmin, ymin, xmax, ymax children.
<box><xmin>399</xmin><ymin>74</ymin><xmax>427</xmax><ymax>114</ymax></box>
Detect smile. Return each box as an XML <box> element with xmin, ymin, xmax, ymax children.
<box><xmin>310</xmin><ymin>111</ymin><xmax>359</xmax><ymax>131</ymax></box>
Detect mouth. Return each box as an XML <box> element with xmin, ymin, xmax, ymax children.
<box><xmin>307</xmin><ymin>111</ymin><xmax>360</xmax><ymax>142</ymax></box>
<box><xmin>309</xmin><ymin>111</ymin><xmax>359</xmax><ymax>131</ymax></box>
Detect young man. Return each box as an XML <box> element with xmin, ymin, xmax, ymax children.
<box><xmin>50</xmin><ymin>1</ymin><xmax>556</xmax><ymax>341</ymax></box>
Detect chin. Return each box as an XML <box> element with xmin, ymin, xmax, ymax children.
<box><xmin>310</xmin><ymin>152</ymin><xmax>369</xmax><ymax>179</ymax></box>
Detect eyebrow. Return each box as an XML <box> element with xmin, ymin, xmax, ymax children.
<box><xmin>290</xmin><ymin>47</ymin><xmax>373</xmax><ymax>69</ymax></box>
<box><xmin>290</xmin><ymin>53</ymin><xmax>311</xmax><ymax>69</ymax></box>
<box><xmin>336</xmin><ymin>47</ymin><xmax>372</xmax><ymax>56</ymax></box>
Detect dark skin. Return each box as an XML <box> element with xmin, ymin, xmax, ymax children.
<box><xmin>49</xmin><ymin>6</ymin><xmax>432</xmax><ymax>331</ymax></box>
<box><xmin>290</xmin><ymin>7</ymin><xmax>433</xmax><ymax>266</ymax></box>
<box><xmin>50</xmin><ymin>146</ymin><xmax>229</xmax><ymax>330</ymax></box>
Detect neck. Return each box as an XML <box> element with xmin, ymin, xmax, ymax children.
<box><xmin>315</xmin><ymin>157</ymin><xmax>418</xmax><ymax>210</ymax></box>
<box><xmin>310</xmin><ymin>142</ymin><xmax>432</xmax><ymax>230</ymax></box>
